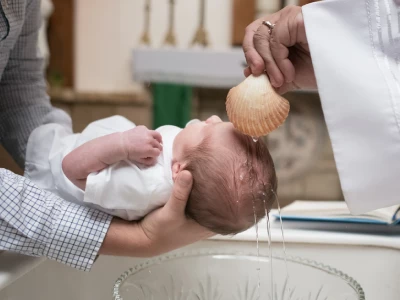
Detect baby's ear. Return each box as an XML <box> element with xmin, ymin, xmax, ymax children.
<box><xmin>172</xmin><ymin>161</ymin><xmax>182</xmax><ymax>182</ymax></box>
<box><xmin>172</xmin><ymin>161</ymin><xmax>189</xmax><ymax>182</ymax></box>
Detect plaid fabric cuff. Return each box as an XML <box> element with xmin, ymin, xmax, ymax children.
<box><xmin>44</xmin><ymin>200</ymin><xmax>112</xmax><ymax>271</ymax></box>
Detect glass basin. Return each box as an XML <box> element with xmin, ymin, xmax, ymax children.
<box><xmin>113</xmin><ymin>250</ymin><xmax>365</xmax><ymax>300</ymax></box>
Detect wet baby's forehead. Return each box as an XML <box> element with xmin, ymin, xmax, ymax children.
<box><xmin>206</xmin><ymin>122</ymin><xmax>240</xmax><ymax>143</ymax></box>
<box><xmin>207</xmin><ymin>122</ymin><xmax>251</xmax><ymax>147</ymax></box>
<box><xmin>207</xmin><ymin>123</ymin><xmax>271</xmax><ymax>174</ymax></box>
<box><xmin>205</xmin><ymin>122</ymin><xmax>258</xmax><ymax>161</ymax></box>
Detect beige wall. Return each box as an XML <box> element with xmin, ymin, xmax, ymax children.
<box><xmin>74</xmin><ymin>0</ymin><xmax>233</xmax><ymax>93</ymax></box>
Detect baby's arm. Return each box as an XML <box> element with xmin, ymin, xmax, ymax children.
<box><xmin>62</xmin><ymin>126</ymin><xmax>162</xmax><ymax>190</ymax></box>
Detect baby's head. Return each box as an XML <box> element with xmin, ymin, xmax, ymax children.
<box><xmin>172</xmin><ymin>116</ymin><xmax>277</xmax><ymax>235</ymax></box>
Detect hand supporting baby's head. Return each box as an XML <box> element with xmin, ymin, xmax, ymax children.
<box><xmin>172</xmin><ymin>117</ymin><xmax>277</xmax><ymax>235</ymax></box>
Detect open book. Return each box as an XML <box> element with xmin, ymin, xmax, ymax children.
<box><xmin>274</xmin><ymin>201</ymin><xmax>400</xmax><ymax>225</ymax></box>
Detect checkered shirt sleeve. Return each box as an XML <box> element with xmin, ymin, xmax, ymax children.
<box><xmin>0</xmin><ymin>169</ymin><xmax>112</xmax><ymax>271</ymax></box>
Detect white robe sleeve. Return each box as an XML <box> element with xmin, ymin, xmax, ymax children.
<box><xmin>84</xmin><ymin>160</ymin><xmax>154</xmax><ymax>219</ymax></box>
<box><xmin>25</xmin><ymin>115</ymin><xmax>138</xmax><ymax>208</ymax></box>
<box><xmin>302</xmin><ymin>0</ymin><xmax>400</xmax><ymax>214</ymax></box>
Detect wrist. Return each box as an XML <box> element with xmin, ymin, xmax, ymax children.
<box><xmin>117</xmin><ymin>132</ymin><xmax>129</xmax><ymax>161</ymax></box>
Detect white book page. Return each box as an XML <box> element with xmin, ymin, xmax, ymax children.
<box><xmin>281</xmin><ymin>201</ymin><xmax>400</xmax><ymax>223</ymax></box>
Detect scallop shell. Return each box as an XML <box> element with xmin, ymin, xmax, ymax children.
<box><xmin>226</xmin><ymin>74</ymin><xmax>290</xmax><ymax>137</ymax></box>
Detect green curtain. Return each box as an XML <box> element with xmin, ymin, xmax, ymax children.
<box><xmin>152</xmin><ymin>83</ymin><xmax>192</xmax><ymax>129</ymax></box>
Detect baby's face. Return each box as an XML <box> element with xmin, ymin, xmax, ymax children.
<box><xmin>173</xmin><ymin>115</ymin><xmax>239</xmax><ymax>165</ymax></box>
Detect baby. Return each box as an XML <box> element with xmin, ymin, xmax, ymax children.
<box><xmin>28</xmin><ymin>115</ymin><xmax>277</xmax><ymax>235</ymax></box>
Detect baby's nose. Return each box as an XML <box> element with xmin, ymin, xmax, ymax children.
<box><xmin>186</xmin><ymin>119</ymin><xmax>201</xmax><ymax>126</ymax></box>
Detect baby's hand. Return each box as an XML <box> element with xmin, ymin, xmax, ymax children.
<box><xmin>122</xmin><ymin>126</ymin><xmax>163</xmax><ymax>166</ymax></box>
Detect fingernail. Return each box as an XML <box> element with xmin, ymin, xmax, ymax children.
<box><xmin>178</xmin><ymin>172</ymin><xmax>191</xmax><ymax>185</ymax></box>
<box><xmin>252</xmin><ymin>67</ymin><xmax>262</xmax><ymax>76</ymax></box>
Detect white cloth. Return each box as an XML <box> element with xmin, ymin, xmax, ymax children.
<box><xmin>303</xmin><ymin>0</ymin><xmax>400</xmax><ymax>214</ymax></box>
<box><xmin>25</xmin><ymin>116</ymin><xmax>182</xmax><ymax>220</ymax></box>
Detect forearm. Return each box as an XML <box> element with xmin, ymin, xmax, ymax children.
<box><xmin>99</xmin><ymin>218</ymin><xmax>151</xmax><ymax>257</ymax></box>
<box><xmin>0</xmin><ymin>168</ymin><xmax>112</xmax><ymax>270</ymax></box>
<box><xmin>99</xmin><ymin>217</ymin><xmax>207</xmax><ymax>258</ymax></box>
<box><xmin>62</xmin><ymin>132</ymin><xmax>127</xmax><ymax>189</ymax></box>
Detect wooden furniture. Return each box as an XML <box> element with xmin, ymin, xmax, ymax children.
<box><xmin>47</xmin><ymin>0</ymin><xmax>74</xmax><ymax>88</ymax></box>
<box><xmin>298</xmin><ymin>0</ymin><xmax>320</xmax><ymax>5</ymax></box>
<box><xmin>0</xmin><ymin>147</ymin><xmax>22</xmax><ymax>175</ymax></box>
<box><xmin>231</xmin><ymin>0</ymin><xmax>256</xmax><ymax>46</ymax></box>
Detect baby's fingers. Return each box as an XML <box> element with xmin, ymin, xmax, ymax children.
<box><xmin>139</xmin><ymin>157</ymin><xmax>157</xmax><ymax>166</ymax></box>
<box><xmin>147</xmin><ymin>147</ymin><xmax>161</xmax><ymax>158</ymax></box>
<box><xmin>150</xmin><ymin>130</ymin><xmax>163</xmax><ymax>144</ymax></box>
<box><xmin>150</xmin><ymin>139</ymin><xmax>163</xmax><ymax>151</ymax></box>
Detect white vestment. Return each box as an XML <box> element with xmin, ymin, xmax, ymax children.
<box><xmin>303</xmin><ymin>0</ymin><xmax>400</xmax><ymax>214</ymax></box>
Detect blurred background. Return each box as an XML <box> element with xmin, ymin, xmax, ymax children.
<box><xmin>0</xmin><ymin>0</ymin><xmax>342</xmax><ymax>207</ymax></box>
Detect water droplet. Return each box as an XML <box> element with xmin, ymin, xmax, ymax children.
<box><xmin>265</xmin><ymin>202</ymin><xmax>274</xmax><ymax>299</ymax></box>
<box><xmin>274</xmin><ymin>190</ymin><xmax>289</xmax><ymax>284</ymax></box>
<box><xmin>253</xmin><ymin>204</ymin><xmax>261</xmax><ymax>300</ymax></box>
<box><xmin>239</xmin><ymin>174</ymin><xmax>244</xmax><ymax>181</ymax></box>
